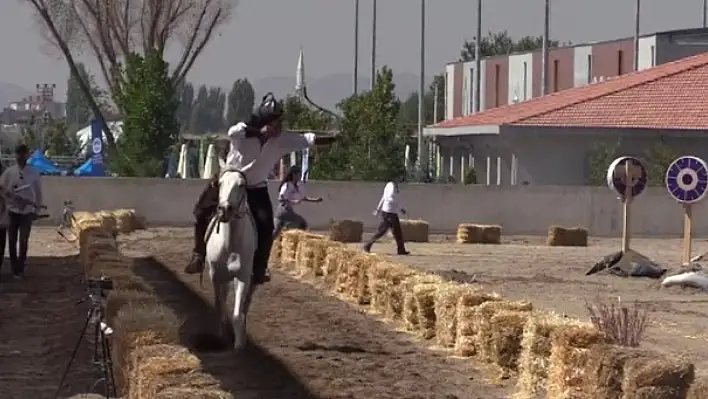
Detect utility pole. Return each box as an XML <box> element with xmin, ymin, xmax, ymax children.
<box><xmin>633</xmin><ymin>0</ymin><xmax>640</xmax><ymax>71</ymax></box>
<box><xmin>704</xmin><ymin>0</ymin><xmax>707</xmax><ymax>28</ymax></box>
<box><xmin>474</xmin><ymin>0</ymin><xmax>481</xmax><ymax>112</ymax></box>
<box><xmin>371</xmin><ymin>0</ymin><xmax>377</xmax><ymax>89</ymax></box>
<box><xmin>417</xmin><ymin>0</ymin><xmax>426</xmax><ymax>169</ymax></box>
<box><xmin>36</xmin><ymin>83</ymin><xmax>56</xmax><ymax>151</ymax></box>
<box><xmin>353</xmin><ymin>0</ymin><xmax>360</xmax><ymax>95</ymax></box>
<box><xmin>541</xmin><ymin>0</ymin><xmax>550</xmax><ymax>95</ymax></box>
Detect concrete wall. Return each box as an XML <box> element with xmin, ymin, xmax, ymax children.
<box><xmin>38</xmin><ymin>176</ymin><xmax>708</xmax><ymax>237</ymax></box>
<box><xmin>508</xmin><ymin>53</ymin><xmax>533</xmax><ymax>103</ymax></box>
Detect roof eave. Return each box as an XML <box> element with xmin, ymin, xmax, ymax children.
<box><xmin>423</xmin><ymin>124</ymin><xmax>500</xmax><ymax>136</ymax></box>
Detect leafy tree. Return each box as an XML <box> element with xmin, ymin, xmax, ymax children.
<box><xmin>585</xmin><ymin>138</ymin><xmax>678</xmax><ymax>187</ymax></box>
<box><xmin>226</xmin><ymin>79</ymin><xmax>255</xmax><ymax>126</ymax></box>
<box><xmin>20</xmin><ymin>117</ymin><xmax>80</xmax><ymax>157</ymax></box>
<box><xmin>112</xmin><ymin>52</ymin><xmax>179</xmax><ymax>177</ymax></box>
<box><xmin>644</xmin><ymin>139</ymin><xmax>679</xmax><ymax>187</ymax></box>
<box><xmin>282</xmin><ymin>96</ymin><xmax>333</xmax><ymax>131</ymax></box>
<box><xmin>23</xmin><ymin>0</ymin><xmax>238</xmax><ymax>146</ymax></box>
<box><xmin>313</xmin><ymin>66</ymin><xmax>405</xmax><ymax>181</ymax></box>
<box><xmin>398</xmin><ymin>73</ymin><xmax>445</xmax><ymax>134</ymax></box>
<box><xmin>189</xmin><ymin>85</ymin><xmax>209</xmax><ymax>133</ymax></box>
<box><xmin>65</xmin><ymin>62</ymin><xmax>111</xmax><ymax>134</ymax></box>
<box><xmin>206</xmin><ymin>87</ymin><xmax>226</xmax><ymax>132</ymax></box>
<box><xmin>176</xmin><ymin>83</ymin><xmax>195</xmax><ymax>132</ymax></box>
<box><xmin>460</xmin><ymin>30</ymin><xmax>561</xmax><ymax>61</ymax></box>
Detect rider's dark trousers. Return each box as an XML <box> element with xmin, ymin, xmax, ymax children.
<box><xmin>193</xmin><ymin>181</ymin><xmax>274</xmax><ymax>277</ymax></box>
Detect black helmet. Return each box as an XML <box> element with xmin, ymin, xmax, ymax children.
<box><xmin>256</xmin><ymin>92</ymin><xmax>284</xmax><ymax>124</ymax></box>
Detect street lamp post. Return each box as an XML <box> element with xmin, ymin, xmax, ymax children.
<box><xmin>417</xmin><ymin>0</ymin><xmax>426</xmax><ymax>169</ymax></box>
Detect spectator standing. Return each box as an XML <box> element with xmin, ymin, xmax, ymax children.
<box><xmin>0</xmin><ymin>145</ymin><xmax>43</xmax><ymax>280</ymax></box>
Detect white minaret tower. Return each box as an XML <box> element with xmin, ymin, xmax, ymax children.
<box><xmin>295</xmin><ymin>47</ymin><xmax>305</xmax><ymax>100</ymax></box>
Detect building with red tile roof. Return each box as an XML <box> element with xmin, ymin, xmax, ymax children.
<box><xmin>423</xmin><ymin>51</ymin><xmax>708</xmax><ymax>186</ymax></box>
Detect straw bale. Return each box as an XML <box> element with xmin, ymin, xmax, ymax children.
<box><xmin>368</xmin><ymin>261</ymin><xmax>405</xmax><ymax>313</ymax></box>
<box><xmin>456</xmin><ymin>223</ymin><xmax>502</xmax><ymax>244</ymax></box>
<box><xmin>398</xmin><ymin>273</ymin><xmax>442</xmax><ymax>325</ymax></box>
<box><xmin>434</xmin><ymin>282</ymin><xmax>485</xmax><ymax>347</ymax></box>
<box><xmin>321</xmin><ymin>243</ymin><xmax>349</xmax><ymax>286</ymax></box>
<box><xmin>382</xmin><ymin>266</ymin><xmax>420</xmax><ymax>321</ymax></box>
<box><xmin>335</xmin><ymin>252</ymin><xmax>377</xmax><ymax>301</ymax></box>
<box><xmin>687</xmin><ymin>376</ymin><xmax>708</xmax><ymax>399</ymax></box>
<box><xmin>490</xmin><ymin>310</ymin><xmax>532</xmax><ymax>376</ymax></box>
<box><xmin>280</xmin><ymin>229</ymin><xmax>304</xmax><ymax>269</ymax></box>
<box><xmin>67</xmin><ymin>395</ymin><xmax>107</xmax><ymax>399</ymax></box>
<box><xmin>127</xmin><ymin>344</ymin><xmax>201</xmax><ymax>398</ymax></box>
<box><xmin>136</xmin><ymin>370</ymin><xmax>222</xmax><ymax>399</ymax></box>
<box><xmin>546</xmin><ymin>226</ymin><xmax>589</xmax><ymax>247</ymax></box>
<box><xmin>155</xmin><ymin>387</ymin><xmax>234</xmax><ymax>398</ymax></box>
<box><xmin>112</xmin><ymin>303</ymin><xmax>182</xmax><ymax>392</ymax></box>
<box><xmin>476</xmin><ymin>301</ymin><xmax>533</xmax><ymax>363</ymax></box>
<box><xmin>111</xmin><ymin>208</ymin><xmax>146</xmax><ymax>233</ymax></box>
<box><xmin>268</xmin><ymin>234</ymin><xmax>282</xmax><ymax>267</ymax></box>
<box><xmin>514</xmin><ymin>312</ymin><xmax>592</xmax><ymax>399</ymax></box>
<box><xmin>391</xmin><ymin>219</ymin><xmax>429</xmax><ymax>243</ymax></box>
<box><xmin>628</xmin><ymin>386</ymin><xmax>684</xmax><ymax>399</ymax></box>
<box><xmin>295</xmin><ymin>236</ymin><xmax>329</xmax><ymax>277</ymax></box>
<box><xmin>329</xmin><ymin>219</ymin><xmax>364</xmax><ymax>243</ymax></box>
<box><xmin>106</xmin><ymin>289</ymin><xmax>159</xmax><ymax>324</ymax></box>
<box><xmin>622</xmin><ymin>354</ymin><xmax>694</xmax><ymax>394</ymax></box>
<box><xmin>453</xmin><ymin>291</ymin><xmax>501</xmax><ymax>357</ymax></box>
<box><xmin>401</xmin><ymin>281</ymin><xmax>439</xmax><ymax>338</ymax></box>
<box><xmin>547</xmin><ymin>325</ymin><xmax>606</xmax><ymax>399</ymax></box>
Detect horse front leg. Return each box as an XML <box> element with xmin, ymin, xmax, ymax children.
<box><xmin>210</xmin><ymin>263</ymin><xmax>233</xmax><ymax>346</ymax></box>
<box><xmin>231</xmin><ymin>256</ymin><xmax>255</xmax><ymax>351</ymax></box>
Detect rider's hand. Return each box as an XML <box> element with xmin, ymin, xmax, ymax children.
<box><xmin>400</xmin><ymin>208</ymin><xmax>407</xmax><ymax>215</ymax></box>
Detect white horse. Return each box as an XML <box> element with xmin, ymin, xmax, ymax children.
<box><xmin>205</xmin><ymin>167</ymin><xmax>258</xmax><ymax>350</ymax></box>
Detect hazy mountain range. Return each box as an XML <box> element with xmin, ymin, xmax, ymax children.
<box><xmin>1</xmin><ymin>72</ymin><xmax>433</xmax><ymax>113</ymax></box>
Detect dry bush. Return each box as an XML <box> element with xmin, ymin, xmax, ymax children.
<box><xmin>586</xmin><ymin>297</ymin><xmax>650</xmax><ymax>347</ymax></box>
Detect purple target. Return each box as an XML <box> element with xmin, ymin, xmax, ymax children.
<box><xmin>606</xmin><ymin>157</ymin><xmax>648</xmax><ymax>197</ymax></box>
<box><xmin>665</xmin><ymin>156</ymin><xmax>708</xmax><ymax>204</ymax></box>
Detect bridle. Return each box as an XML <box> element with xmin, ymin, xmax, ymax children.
<box><xmin>215</xmin><ymin>169</ymin><xmax>250</xmax><ymax>227</ymax></box>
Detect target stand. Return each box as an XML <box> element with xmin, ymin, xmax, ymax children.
<box><xmin>666</xmin><ymin>156</ymin><xmax>708</xmax><ymax>265</ymax></box>
<box><xmin>587</xmin><ymin>156</ymin><xmax>664</xmax><ymax>277</ymax></box>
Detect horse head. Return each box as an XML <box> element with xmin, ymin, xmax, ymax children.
<box><xmin>216</xmin><ymin>168</ymin><xmax>249</xmax><ymax>223</ymax></box>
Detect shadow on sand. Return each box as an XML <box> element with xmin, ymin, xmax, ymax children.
<box><xmin>130</xmin><ymin>256</ymin><xmax>316</xmax><ymax>399</ymax></box>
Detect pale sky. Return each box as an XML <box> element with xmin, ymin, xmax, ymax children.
<box><xmin>1</xmin><ymin>0</ymin><xmax>705</xmax><ymax>98</ymax></box>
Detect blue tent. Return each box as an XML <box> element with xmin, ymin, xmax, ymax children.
<box><xmin>27</xmin><ymin>150</ymin><xmax>63</xmax><ymax>175</ymax></box>
<box><xmin>74</xmin><ymin>158</ymin><xmax>106</xmax><ymax>176</ymax></box>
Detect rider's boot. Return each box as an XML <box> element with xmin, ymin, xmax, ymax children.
<box><xmin>185</xmin><ymin>216</ymin><xmax>208</xmax><ymax>274</ymax></box>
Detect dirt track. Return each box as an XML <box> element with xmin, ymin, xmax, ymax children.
<box><xmin>0</xmin><ymin>229</ymin><xmax>98</xmax><ymax>399</ymax></box>
<box><xmin>118</xmin><ymin>228</ymin><xmax>509</xmax><ymax>399</ymax></box>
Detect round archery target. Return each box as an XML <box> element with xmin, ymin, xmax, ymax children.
<box><xmin>665</xmin><ymin>156</ymin><xmax>708</xmax><ymax>204</ymax></box>
<box><xmin>606</xmin><ymin>156</ymin><xmax>648</xmax><ymax>197</ymax></box>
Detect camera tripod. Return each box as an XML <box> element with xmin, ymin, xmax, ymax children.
<box><xmin>54</xmin><ymin>291</ymin><xmax>117</xmax><ymax>399</ymax></box>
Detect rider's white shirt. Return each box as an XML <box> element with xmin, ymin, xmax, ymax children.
<box><xmin>226</xmin><ymin>122</ymin><xmax>315</xmax><ymax>186</ymax></box>
<box><xmin>278</xmin><ymin>182</ymin><xmax>304</xmax><ymax>206</ymax></box>
<box><xmin>0</xmin><ymin>164</ymin><xmax>42</xmax><ymax>215</ymax></box>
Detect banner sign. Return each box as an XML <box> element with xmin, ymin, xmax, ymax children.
<box><xmin>89</xmin><ymin>119</ymin><xmax>105</xmax><ymax>176</ymax></box>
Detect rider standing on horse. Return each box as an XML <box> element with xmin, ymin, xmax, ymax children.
<box><xmin>185</xmin><ymin>93</ymin><xmax>335</xmax><ymax>284</ymax></box>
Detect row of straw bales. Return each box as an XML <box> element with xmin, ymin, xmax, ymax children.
<box><xmin>73</xmin><ymin>210</ymin><xmax>233</xmax><ymax>399</ymax></box>
<box><xmin>272</xmin><ymin>229</ymin><xmax>696</xmax><ymax>398</ymax></box>
<box><xmin>328</xmin><ymin>220</ymin><xmax>589</xmax><ymax>247</ymax></box>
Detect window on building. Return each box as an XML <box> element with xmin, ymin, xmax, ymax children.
<box><xmin>494</xmin><ymin>64</ymin><xmax>501</xmax><ymax>107</ymax></box>
<box><xmin>650</xmin><ymin>45</ymin><xmax>655</xmax><ymax>67</ymax></box>
<box><xmin>618</xmin><ymin>50</ymin><xmax>624</xmax><ymax>75</ymax></box>
<box><xmin>553</xmin><ymin>59</ymin><xmax>559</xmax><ymax>92</ymax></box>
<box><xmin>522</xmin><ymin>61</ymin><xmax>528</xmax><ymax>99</ymax></box>
<box><xmin>587</xmin><ymin>54</ymin><xmax>593</xmax><ymax>83</ymax></box>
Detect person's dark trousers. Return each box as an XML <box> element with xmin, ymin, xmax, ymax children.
<box><xmin>8</xmin><ymin>212</ymin><xmax>32</xmax><ymax>276</ymax></box>
<box><xmin>192</xmin><ymin>178</ymin><xmax>219</xmax><ymax>256</ymax></box>
<box><xmin>364</xmin><ymin>211</ymin><xmax>407</xmax><ymax>254</ymax></box>
<box><xmin>246</xmin><ymin>187</ymin><xmax>275</xmax><ymax>281</ymax></box>
<box><xmin>0</xmin><ymin>228</ymin><xmax>6</xmax><ymax>279</ymax></box>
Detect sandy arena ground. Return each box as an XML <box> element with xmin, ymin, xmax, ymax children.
<box><xmin>3</xmin><ymin>227</ymin><xmax>707</xmax><ymax>398</ymax></box>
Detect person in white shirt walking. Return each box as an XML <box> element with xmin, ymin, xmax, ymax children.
<box><xmin>0</xmin><ymin>145</ymin><xmax>43</xmax><ymax>279</ymax></box>
<box><xmin>185</xmin><ymin>93</ymin><xmax>336</xmax><ymax>284</ymax></box>
<box><xmin>362</xmin><ymin>181</ymin><xmax>409</xmax><ymax>255</ymax></box>
<box><xmin>273</xmin><ymin>165</ymin><xmax>322</xmax><ymax>238</ymax></box>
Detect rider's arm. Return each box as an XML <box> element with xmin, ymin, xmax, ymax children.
<box><xmin>227</xmin><ymin>122</ymin><xmax>261</xmax><ymax>139</ymax></box>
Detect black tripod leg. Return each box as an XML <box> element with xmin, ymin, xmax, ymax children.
<box><xmin>53</xmin><ymin>308</ymin><xmax>93</xmax><ymax>399</ymax></box>
<box><xmin>101</xmin><ymin>329</ymin><xmax>117</xmax><ymax>398</ymax></box>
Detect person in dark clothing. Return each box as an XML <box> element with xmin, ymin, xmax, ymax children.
<box><xmin>0</xmin><ymin>144</ymin><xmax>43</xmax><ymax>280</ymax></box>
<box><xmin>185</xmin><ymin>93</ymin><xmax>335</xmax><ymax>284</ymax></box>
<box><xmin>362</xmin><ymin>181</ymin><xmax>410</xmax><ymax>255</ymax></box>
